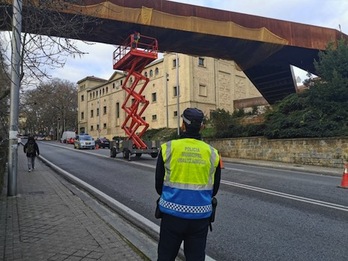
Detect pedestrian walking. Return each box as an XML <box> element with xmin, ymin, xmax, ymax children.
<box><xmin>155</xmin><ymin>107</ymin><xmax>221</xmax><ymax>261</ymax></box>
<box><xmin>24</xmin><ymin>136</ymin><xmax>40</xmax><ymax>172</ymax></box>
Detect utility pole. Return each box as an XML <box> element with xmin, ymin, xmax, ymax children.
<box><xmin>98</xmin><ymin>95</ymin><xmax>101</xmax><ymax>138</ymax></box>
<box><xmin>8</xmin><ymin>0</ymin><xmax>23</xmax><ymax>196</ymax></box>
<box><xmin>57</xmin><ymin>118</ymin><xmax>60</xmax><ymax>141</ymax></box>
<box><xmin>165</xmin><ymin>73</ymin><xmax>169</xmax><ymax>128</ymax></box>
<box><xmin>176</xmin><ymin>53</ymin><xmax>180</xmax><ymax>136</ymax></box>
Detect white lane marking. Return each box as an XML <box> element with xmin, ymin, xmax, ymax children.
<box><xmin>224</xmin><ymin>167</ymin><xmax>248</xmax><ymax>172</ymax></box>
<box><xmin>223</xmin><ymin>165</ymin><xmax>341</xmax><ymax>177</ymax></box>
<box><xmin>222</xmin><ymin>180</ymin><xmax>348</xmax><ymax>212</ymax></box>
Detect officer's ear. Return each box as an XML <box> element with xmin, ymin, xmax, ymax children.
<box><xmin>181</xmin><ymin>121</ymin><xmax>186</xmax><ymax>132</ymax></box>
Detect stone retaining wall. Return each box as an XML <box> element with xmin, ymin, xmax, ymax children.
<box><xmin>208</xmin><ymin>137</ymin><xmax>348</xmax><ymax>168</ymax></box>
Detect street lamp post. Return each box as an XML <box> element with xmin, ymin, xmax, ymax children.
<box><xmin>57</xmin><ymin>117</ymin><xmax>60</xmax><ymax>141</ymax></box>
<box><xmin>98</xmin><ymin>96</ymin><xmax>101</xmax><ymax>138</ymax></box>
<box><xmin>165</xmin><ymin>73</ymin><xmax>169</xmax><ymax>128</ymax></box>
<box><xmin>176</xmin><ymin>53</ymin><xmax>180</xmax><ymax>136</ymax></box>
<box><xmin>8</xmin><ymin>0</ymin><xmax>23</xmax><ymax>196</ymax></box>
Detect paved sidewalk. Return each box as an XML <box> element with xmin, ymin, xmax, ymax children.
<box><xmin>0</xmin><ymin>152</ymin><xmax>148</xmax><ymax>261</ymax></box>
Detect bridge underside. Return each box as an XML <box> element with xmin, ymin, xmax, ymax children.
<box><xmin>1</xmin><ymin>0</ymin><xmax>345</xmax><ymax>104</ymax></box>
<box><xmin>89</xmin><ymin>20</ymin><xmax>318</xmax><ymax>104</ymax></box>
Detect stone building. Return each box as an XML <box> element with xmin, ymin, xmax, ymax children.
<box><xmin>77</xmin><ymin>53</ymin><xmax>267</xmax><ymax>140</ymax></box>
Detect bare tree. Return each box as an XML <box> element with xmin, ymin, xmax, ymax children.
<box><xmin>0</xmin><ymin>0</ymin><xmax>99</xmax><ymax>88</ymax></box>
<box><xmin>0</xmin><ymin>37</ymin><xmax>10</xmax><ymax>139</ymax></box>
<box><xmin>21</xmin><ymin>78</ymin><xmax>77</xmax><ymax>138</ymax></box>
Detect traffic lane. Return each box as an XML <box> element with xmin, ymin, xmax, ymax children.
<box><xmin>206</xmin><ymin>184</ymin><xmax>348</xmax><ymax>261</ymax></box>
<box><xmin>42</xmin><ymin>141</ymin><xmax>347</xmax><ymax>211</ymax></box>
<box><xmin>40</xmin><ymin>141</ymin><xmax>347</xmax><ymax>218</ymax></box>
<box><xmin>222</xmin><ymin>162</ymin><xmax>347</xmax><ymax>207</ymax></box>
<box><xmin>39</xmin><ymin>142</ymin><xmax>161</xmax><ymax>225</ymax></box>
<box><xmin>39</xmin><ymin>142</ymin><xmax>348</xmax><ymax>260</ymax></box>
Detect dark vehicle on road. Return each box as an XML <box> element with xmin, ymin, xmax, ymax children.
<box><xmin>95</xmin><ymin>137</ymin><xmax>110</xmax><ymax>149</ymax></box>
<box><xmin>110</xmin><ymin>137</ymin><xmax>159</xmax><ymax>160</ymax></box>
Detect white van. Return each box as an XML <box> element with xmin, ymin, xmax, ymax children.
<box><xmin>60</xmin><ymin>131</ymin><xmax>76</xmax><ymax>143</ymax></box>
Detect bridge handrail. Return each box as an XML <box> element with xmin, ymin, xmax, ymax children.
<box><xmin>113</xmin><ymin>33</ymin><xmax>158</xmax><ymax>67</ymax></box>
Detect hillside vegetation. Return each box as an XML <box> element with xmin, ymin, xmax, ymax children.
<box><xmin>146</xmin><ymin>39</ymin><xmax>348</xmax><ymax>140</ymax></box>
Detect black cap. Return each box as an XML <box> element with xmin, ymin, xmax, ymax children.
<box><xmin>181</xmin><ymin>108</ymin><xmax>204</xmax><ymax>125</ymax></box>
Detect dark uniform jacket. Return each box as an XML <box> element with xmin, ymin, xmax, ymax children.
<box><xmin>24</xmin><ymin>139</ymin><xmax>40</xmax><ymax>157</ymax></box>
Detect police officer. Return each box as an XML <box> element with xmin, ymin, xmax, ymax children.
<box><xmin>155</xmin><ymin>108</ymin><xmax>221</xmax><ymax>261</ymax></box>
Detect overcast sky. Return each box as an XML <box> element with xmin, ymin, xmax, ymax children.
<box><xmin>47</xmin><ymin>0</ymin><xmax>348</xmax><ymax>84</ymax></box>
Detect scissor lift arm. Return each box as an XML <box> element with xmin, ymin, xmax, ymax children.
<box><xmin>111</xmin><ymin>33</ymin><xmax>160</xmax><ymax>159</ymax></box>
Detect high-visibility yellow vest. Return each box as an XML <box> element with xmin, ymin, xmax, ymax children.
<box><xmin>159</xmin><ymin>138</ymin><xmax>219</xmax><ymax>219</ymax></box>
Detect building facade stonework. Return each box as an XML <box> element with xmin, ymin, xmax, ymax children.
<box><xmin>77</xmin><ymin>53</ymin><xmax>266</xmax><ymax>140</ymax></box>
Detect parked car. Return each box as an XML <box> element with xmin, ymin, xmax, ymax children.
<box><xmin>95</xmin><ymin>137</ymin><xmax>110</xmax><ymax>149</ymax></box>
<box><xmin>74</xmin><ymin>134</ymin><xmax>95</xmax><ymax>149</ymax></box>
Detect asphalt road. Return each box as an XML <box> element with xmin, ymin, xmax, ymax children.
<box><xmin>38</xmin><ymin>141</ymin><xmax>348</xmax><ymax>261</ymax></box>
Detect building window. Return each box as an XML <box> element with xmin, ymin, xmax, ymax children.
<box><xmin>152</xmin><ymin>92</ymin><xmax>157</xmax><ymax>102</ymax></box>
<box><xmin>103</xmin><ymin>88</ymin><xmax>105</xmax><ymax>95</ymax></box>
<box><xmin>97</xmin><ymin>124</ymin><xmax>99</xmax><ymax>130</ymax></box>
<box><xmin>150</xmin><ymin>70</ymin><xmax>153</xmax><ymax>77</ymax></box>
<box><xmin>198</xmin><ymin>57</ymin><xmax>205</xmax><ymax>67</ymax></box>
<box><xmin>144</xmin><ymin>71</ymin><xmax>148</xmax><ymax>77</ymax></box>
<box><xmin>90</xmin><ymin>110</ymin><xmax>94</xmax><ymax>118</ymax></box>
<box><xmin>113</xmin><ymin>83</ymin><xmax>115</xmax><ymax>89</ymax></box>
<box><xmin>96</xmin><ymin>108</ymin><xmax>99</xmax><ymax>117</ymax></box>
<box><xmin>155</xmin><ymin>67</ymin><xmax>159</xmax><ymax>75</ymax></box>
<box><xmin>172</xmin><ymin>59</ymin><xmax>177</xmax><ymax>68</ymax></box>
<box><xmin>103</xmin><ymin>106</ymin><xmax>107</xmax><ymax>114</ymax></box>
<box><xmin>173</xmin><ymin>86</ymin><xmax>178</xmax><ymax>97</ymax></box>
<box><xmin>81</xmin><ymin>112</ymin><xmax>84</xmax><ymax>120</ymax></box>
<box><xmin>116</xmin><ymin>102</ymin><xmax>120</xmax><ymax>118</ymax></box>
<box><xmin>199</xmin><ymin>84</ymin><xmax>207</xmax><ymax>97</ymax></box>
<box><xmin>103</xmin><ymin>123</ymin><xmax>107</xmax><ymax>129</ymax></box>
<box><xmin>81</xmin><ymin>95</ymin><xmax>84</xmax><ymax>101</ymax></box>
<box><xmin>90</xmin><ymin>125</ymin><xmax>94</xmax><ymax>131</ymax></box>
<box><xmin>106</xmin><ymin>87</ymin><xmax>108</xmax><ymax>94</ymax></box>
<box><xmin>152</xmin><ymin>114</ymin><xmax>157</xmax><ymax>121</ymax></box>
<box><xmin>174</xmin><ymin>111</ymin><xmax>178</xmax><ymax>117</ymax></box>
<box><xmin>142</xmin><ymin>116</ymin><xmax>146</xmax><ymax>121</ymax></box>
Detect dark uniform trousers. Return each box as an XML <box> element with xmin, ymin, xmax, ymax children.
<box><xmin>158</xmin><ymin>213</ymin><xmax>210</xmax><ymax>261</ymax></box>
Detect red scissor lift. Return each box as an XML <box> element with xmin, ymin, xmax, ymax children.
<box><xmin>110</xmin><ymin>33</ymin><xmax>160</xmax><ymax>160</ymax></box>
